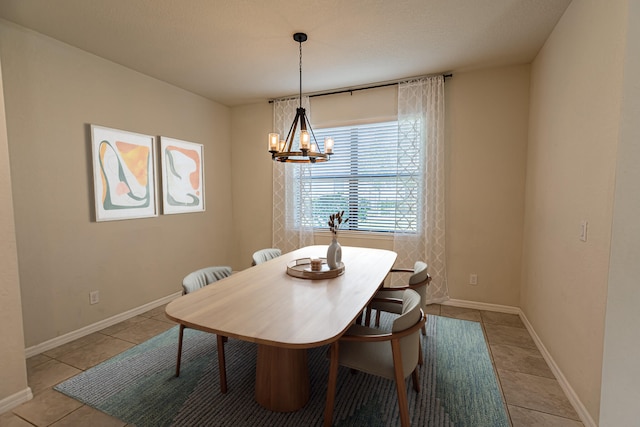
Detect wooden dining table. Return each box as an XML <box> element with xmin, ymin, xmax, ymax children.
<box><xmin>165</xmin><ymin>245</ymin><xmax>397</xmax><ymax>412</ymax></box>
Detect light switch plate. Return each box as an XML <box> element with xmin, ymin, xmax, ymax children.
<box><xmin>580</xmin><ymin>220</ymin><xmax>588</xmax><ymax>242</ymax></box>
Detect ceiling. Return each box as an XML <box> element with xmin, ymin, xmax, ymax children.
<box><xmin>0</xmin><ymin>0</ymin><xmax>572</xmax><ymax>107</ymax></box>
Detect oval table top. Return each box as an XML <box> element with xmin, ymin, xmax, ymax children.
<box><xmin>165</xmin><ymin>245</ymin><xmax>397</xmax><ymax>349</ymax></box>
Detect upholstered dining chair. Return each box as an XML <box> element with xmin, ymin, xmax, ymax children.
<box><xmin>251</xmin><ymin>248</ymin><xmax>282</xmax><ymax>266</ymax></box>
<box><xmin>367</xmin><ymin>261</ymin><xmax>431</xmax><ymax>335</ymax></box>
<box><xmin>176</xmin><ymin>265</ymin><xmax>232</xmax><ymax>393</ymax></box>
<box><xmin>323</xmin><ymin>289</ymin><xmax>426</xmax><ymax>427</ymax></box>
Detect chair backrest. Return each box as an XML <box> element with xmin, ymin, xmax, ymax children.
<box><xmin>408</xmin><ymin>261</ymin><xmax>430</xmax><ymax>308</ymax></box>
<box><xmin>251</xmin><ymin>248</ymin><xmax>281</xmax><ymax>266</ymax></box>
<box><xmin>182</xmin><ymin>266</ymin><xmax>232</xmax><ymax>294</ymax></box>
<box><xmin>392</xmin><ymin>289</ymin><xmax>423</xmax><ymax>377</ymax></box>
<box><xmin>392</xmin><ymin>289</ymin><xmax>422</xmax><ymax>332</ymax></box>
<box><xmin>408</xmin><ymin>261</ymin><xmax>429</xmax><ymax>285</ymax></box>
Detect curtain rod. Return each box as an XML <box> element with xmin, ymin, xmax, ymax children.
<box><xmin>269</xmin><ymin>73</ymin><xmax>453</xmax><ymax>103</ymax></box>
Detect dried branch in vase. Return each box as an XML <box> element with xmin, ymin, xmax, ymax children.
<box><xmin>328</xmin><ymin>211</ymin><xmax>349</xmax><ymax>235</ymax></box>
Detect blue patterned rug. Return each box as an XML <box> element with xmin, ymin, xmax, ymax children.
<box><xmin>55</xmin><ymin>314</ymin><xmax>509</xmax><ymax>426</ymax></box>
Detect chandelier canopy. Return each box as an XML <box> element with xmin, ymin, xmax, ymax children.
<box><xmin>268</xmin><ymin>33</ymin><xmax>333</xmax><ymax>163</ymax></box>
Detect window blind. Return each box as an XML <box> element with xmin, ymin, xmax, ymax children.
<box><xmin>304</xmin><ymin>121</ymin><xmax>418</xmax><ymax>233</ymax></box>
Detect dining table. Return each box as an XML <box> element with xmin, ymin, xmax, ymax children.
<box><xmin>164</xmin><ymin>245</ymin><xmax>397</xmax><ymax>412</ymax></box>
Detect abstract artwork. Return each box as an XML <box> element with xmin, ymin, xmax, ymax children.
<box><xmin>160</xmin><ymin>137</ymin><xmax>205</xmax><ymax>214</ymax></box>
<box><xmin>91</xmin><ymin>125</ymin><xmax>158</xmax><ymax>221</ymax></box>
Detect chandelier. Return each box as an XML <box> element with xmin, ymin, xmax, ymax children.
<box><xmin>268</xmin><ymin>33</ymin><xmax>334</xmax><ymax>163</ymax></box>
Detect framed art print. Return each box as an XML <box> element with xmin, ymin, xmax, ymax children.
<box><xmin>160</xmin><ymin>137</ymin><xmax>205</xmax><ymax>214</ymax></box>
<box><xmin>91</xmin><ymin>125</ymin><xmax>158</xmax><ymax>221</ymax></box>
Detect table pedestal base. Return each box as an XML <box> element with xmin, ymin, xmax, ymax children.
<box><xmin>255</xmin><ymin>344</ymin><xmax>309</xmax><ymax>412</ymax></box>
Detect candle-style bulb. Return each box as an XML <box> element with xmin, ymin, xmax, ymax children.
<box><xmin>324</xmin><ymin>137</ymin><xmax>334</xmax><ymax>154</ymax></box>
<box><xmin>268</xmin><ymin>133</ymin><xmax>280</xmax><ymax>152</ymax></box>
<box><xmin>300</xmin><ymin>130</ymin><xmax>310</xmax><ymax>151</ymax></box>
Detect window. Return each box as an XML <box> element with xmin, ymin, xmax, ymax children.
<box><xmin>302</xmin><ymin>121</ymin><xmax>420</xmax><ymax>233</ymax></box>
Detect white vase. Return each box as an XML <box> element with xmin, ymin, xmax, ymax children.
<box><xmin>327</xmin><ymin>236</ymin><xmax>342</xmax><ymax>269</ymax></box>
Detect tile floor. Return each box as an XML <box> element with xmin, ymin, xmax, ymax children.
<box><xmin>0</xmin><ymin>304</ymin><xmax>584</xmax><ymax>427</ymax></box>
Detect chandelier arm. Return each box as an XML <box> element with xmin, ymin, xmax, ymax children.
<box><xmin>302</xmin><ymin>113</ymin><xmax>322</xmax><ymax>153</ymax></box>
<box><xmin>285</xmin><ymin>109</ymin><xmax>301</xmax><ymax>152</ymax></box>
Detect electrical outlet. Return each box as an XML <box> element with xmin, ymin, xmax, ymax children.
<box><xmin>469</xmin><ymin>274</ymin><xmax>478</xmax><ymax>285</ymax></box>
<box><xmin>90</xmin><ymin>290</ymin><xmax>100</xmax><ymax>305</ymax></box>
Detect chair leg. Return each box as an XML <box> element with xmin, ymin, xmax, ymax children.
<box><xmin>323</xmin><ymin>342</ymin><xmax>340</xmax><ymax>427</ymax></box>
<box><xmin>391</xmin><ymin>339</ymin><xmax>411</xmax><ymax>427</ymax></box>
<box><xmin>175</xmin><ymin>324</ymin><xmax>185</xmax><ymax>377</ymax></box>
<box><xmin>421</xmin><ymin>312</ymin><xmax>428</xmax><ymax>335</ymax></box>
<box><xmin>418</xmin><ymin>313</ymin><xmax>427</xmax><ymax>365</ymax></box>
<box><xmin>364</xmin><ymin>305</ymin><xmax>372</xmax><ymax>326</ymax></box>
<box><xmin>217</xmin><ymin>335</ymin><xmax>228</xmax><ymax>393</ymax></box>
<box><xmin>418</xmin><ymin>339</ymin><xmax>424</xmax><ymax>366</ymax></box>
<box><xmin>411</xmin><ymin>366</ymin><xmax>420</xmax><ymax>392</ymax></box>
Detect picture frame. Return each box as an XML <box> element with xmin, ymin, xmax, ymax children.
<box><xmin>91</xmin><ymin>125</ymin><xmax>158</xmax><ymax>221</ymax></box>
<box><xmin>160</xmin><ymin>136</ymin><xmax>205</xmax><ymax>214</ymax></box>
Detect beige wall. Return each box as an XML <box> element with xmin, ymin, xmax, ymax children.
<box><xmin>230</xmin><ymin>101</ymin><xmax>273</xmax><ymax>270</ymax></box>
<box><xmin>230</xmin><ymin>66</ymin><xmax>529</xmax><ymax>307</ymax></box>
<box><xmin>446</xmin><ymin>66</ymin><xmax>528</xmax><ymax>306</ymax></box>
<box><xmin>0</xmin><ymin>21</ymin><xmax>233</xmax><ymax>347</ymax></box>
<box><xmin>523</xmin><ymin>0</ymin><xmax>628</xmax><ymax>422</ymax></box>
<box><xmin>311</xmin><ymin>85</ymin><xmax>398</xmax><ymax>127</ymax></box>
<box><xmin>600</xmin><ymin>1</ymin><xmax>639</xmax><ymax>425</ymax></box>
<box><xmin>0</xmin><ymin>52</ymin><xmax>30</xmax><ymax>409</ymax></box>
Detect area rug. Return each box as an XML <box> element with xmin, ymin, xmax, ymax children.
<box><xmin>55</xmin><ymin>314</ymin><xmax>509</xmax><ymax>426</ymax></box>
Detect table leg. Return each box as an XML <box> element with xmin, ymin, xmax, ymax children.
<box><xmin>255</xmin><ymin>344</ymin><xmax>309</xmax><ymax>412</ymax></box>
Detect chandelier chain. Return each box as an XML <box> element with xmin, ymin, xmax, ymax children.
<box><xmin>299</xmin><ymin>39</ymin><xmax>303</xmax><ymax>108</ymax></box>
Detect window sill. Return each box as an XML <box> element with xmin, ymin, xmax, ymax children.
<box><xmin>313</xmin><ymin>230</ymin><xmax>394</xmax><ymax>241</ymax></box>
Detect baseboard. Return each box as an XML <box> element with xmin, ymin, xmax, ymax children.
<box><xmin>517</xmin><ymin>311</ymin><xmax>597</xmax><ymax>427</ymax></box>
<box><xmin>442</xmin><ymin>298</ymin><xmax>520</xmax><ymax>315</ymax></box>
<box><xmin>25</xmin><ymin>291</ymin><xmax>182</xmax><ymax>358</ymax></box>
<box><xmin>0</xmin><ymin>387</ymin><xmax>33</xmax><ymax>415</ymax></box>
<box><xmin>443</xmin><ymin>298</ymin><xmax>594</xmax><ymax>427</ymax></box>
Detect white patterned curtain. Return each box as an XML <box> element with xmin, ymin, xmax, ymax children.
<box><xmin>394</xmin><ymin>76</ymin><xmax>448</xmax><ymax>303</ymax></box>
<box><xmin>272</xmin><ymin>97</ymin><xmax>314</xmax><ymax>253</ymax></box>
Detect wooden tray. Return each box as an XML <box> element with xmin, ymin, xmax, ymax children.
<box><xmin>286</xmin><ymin>258</ymin><xmax>345</xmax><ymax>280</ymax></box>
